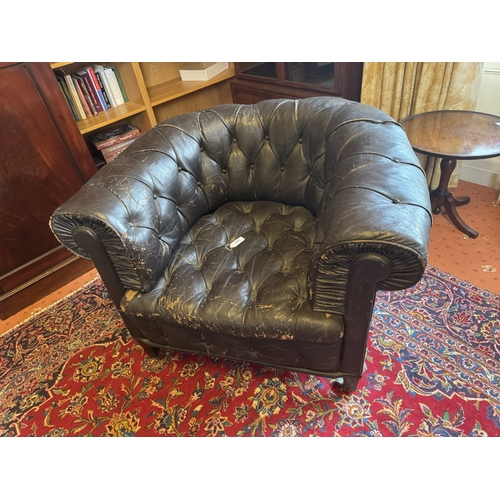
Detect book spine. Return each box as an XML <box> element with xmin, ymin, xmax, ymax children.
<box><xmin>94</xmin><ymin>66</ymin><xmax>117</xmax><ymax>107</ymax></box>
<box><xmin>64</xmin><ymin>74</ymin><xmax>86</xmax><ymax>119</ymax></box>
<box><xmin>94</xmin><ymin>129</ymin><xmax>141</xmax><ymax>150</ymax></box>
<box><xmin>109</xmin><ymin>66</ymin><xmax>128</xmax><ymax>102</ymax></box>
<box><xmin>86</xmin><ymin>66</ymin><xmax>109</xmax><ymax>110</ymax></box>
<box><xmin>101</xmin><ymin>136</ymin><xmax>139</xmax><ymax>157</ymax></box>
<box><xmin>77</xmin><ymin>71</ymin><xmax>104</xmax><ymax>113</ymax></box>
<box><xmin>75</xmin><ymin>76</ymin><xmax>98</xmax><ymax>116</ymax></box>
<box><xmin>72</xmin><ymin>76</ymin><xmax>92</xmax><ymax>118</ymax></box>
<box><xmin>104</xmin><ymin>67</ymin><xmax>124</xmax><ymax>105</ymax></box>
<box><xmin>57</xmin><ymin>79</ymin><xmax>80</xmax><ymax>121</ymax></box>
<box><xmin>94</xmin><ymin>71</ymin><xmax>112</xmax><ymax>109</ymax></box>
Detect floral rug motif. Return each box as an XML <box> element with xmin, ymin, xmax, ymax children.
<box><xmin>1</xmin><ymin>265</ymin><xmax>499</xmax><ymax>437</ymax></box>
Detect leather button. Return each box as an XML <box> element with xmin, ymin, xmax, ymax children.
<box><xmin>222</xmin><ymin>169</ymin><xmax>227</xmax><ymax>174</ymax></box>
<box><xmin>200</xmin><ymin>146</ymin><xmax>204</xmax><ymax>152</ymax></box>
<box><xmin>197</xmin><ymin>182</ymin><xmax>202</xmax><ymax>187</ymax></box>
<box><xmin>178</xmin><ymin>167</ymin><xmax>182</xmax><ymax>172</ymax></box>
<box><xmin>265</xmin><ymin>135</ymin><xmax>269</xmax><ymax>140</ymax></box>
<box><xmin>205</xmin><ymin>341</ymin><xmax>211</xmax><ymax>346</ymax></box>
<box><xmin>280</xmin><ymin>167</ymin><xmax>284</xmax><ymax>172</ymax></box>
<box><xmin>233</xmin><ymin>138</ymin><xmax>237</xmax><ymax>143</ymax></box>
<box><xmin>299</xmin><ymin>138</ymin><xmax>303</xmax><ymax>144</ymax></box>
<box><xmin>250</xmin><ymin>164</ymin><xmax>254</xmax><ymax>169</ymax></box>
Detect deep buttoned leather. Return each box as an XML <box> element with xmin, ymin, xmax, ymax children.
<box><xmin>50</xmin><ymin>97</ymin><xmax>431</xmax><ymax>384</ymax></box>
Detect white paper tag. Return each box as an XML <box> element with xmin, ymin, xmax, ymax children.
<box><xmin>229</xmin><ymin>236</ymin><xmax>245</xmax><ymax>249</ymax></box>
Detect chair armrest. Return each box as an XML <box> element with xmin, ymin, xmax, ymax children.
<box><xmin>50</xmin><ymin>155</ymin><xmax>192</xmax><ymax>293</ymax></box>
<box><xmin>50</xmin><ymin>109</ymin><xmax>236</xmax><ymax>292</ymax></box>
<box><xmin>308</xmin><ymin>118</ymin><xmax>432</xmax><ymax>315</ymax></box>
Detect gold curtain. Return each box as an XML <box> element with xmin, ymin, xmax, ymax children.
<box><xmin>360</xmin><ymin>62</ymin><xmax>485</xmax><ymax>188</ymax></box>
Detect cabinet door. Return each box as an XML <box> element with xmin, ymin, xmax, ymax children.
<box><xmin>231</xmin><ymin>84</ymin><xmax>274</xmax><ymax>104</ymax></box>
<box><xmin>0</xmin><ymin>62</ymin><xmax>96</xmax><ymax>298</ymax></box>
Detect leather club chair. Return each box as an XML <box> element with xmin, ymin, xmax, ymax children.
<box><xmin>50</xmin><ymin>97</ymin><xmax>432</xmax><ymax>392</ymax></box>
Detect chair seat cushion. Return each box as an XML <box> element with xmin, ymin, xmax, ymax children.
<box><xmin>121</xmin><ymin>201</ymin><xmax>344</xmax><ymax>343</ymax></box>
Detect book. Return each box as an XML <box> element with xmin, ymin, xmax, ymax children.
<box><xmin>72</xmin><ymin>75</ymin><xmax>93</xmax><ymax>118</ymax></box>
<box><xmin>76</xmin><ymin>69</ymin><xmax>105</xmax><ymax>113</ymax></box>
<box><xmin>107</xmin><ymin>65</ymin><xmax>128</xmax><ymax>103</ymax></box>
<box><xmin>93</xmin><ymin>64</ymin><xmax>117</xmax><ymax>107</ymax></box>
<box><xmin>55</xmin><ymin>69</ymin><xmax>86</xmax><ymax>120</ymax></box>
<box><xmin>56</xmin><ymin>77</ymin><xmax>80</xmax><ymax>121</ymax></box>
<box><xmin>74</xmin><ymin>75</ymin><xmax>98</xmax><ymax>116</ymax></box>
<box><xmin>65</xmin><ymin>74</ymin><xmax>86</xmax><ymax>120</ymax></box>
<box><xmin>179</xmin><ymin>62</ymin><xmax>229</xmax><ymax>81</ymax></box>
<box><xmin>94</xmin><ymin>70</ymin><xmax>112</xmax><ymax>109</ymax></box>
<box><xmin>102</xmin><ymin>66</ymin><xmax>125</xmax><ymax>105</ymax></box>
<box><xmin>82</xmin><ymin>66</ymin><xmax>109</xmax><ymax>110</ymax></box>
<box><xmin>88</xmin><ymin>122</ymin><xmax>141</xmax><ymax>150</ymax></box>
<box><xmin>101</xmin><ymin>136</ymin><xmax>140</xmax><ymax>163</ymax></box>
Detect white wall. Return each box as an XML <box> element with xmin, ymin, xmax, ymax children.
<box><xmin>460</xmin><ymin>62</ymin><xmax>500</xmax><ymax>189</ymax></box>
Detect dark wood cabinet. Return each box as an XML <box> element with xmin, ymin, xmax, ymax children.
<box><xmin>231</xmin><ymin>62</ymin><xmax>363</xmax><ymax>104</ymax></box>
<box><xmin>0</xmin><ymin>62</ymin><xmax>97</xmax><ymax>316</ymax></box>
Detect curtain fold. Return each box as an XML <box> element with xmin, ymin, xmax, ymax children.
<box><xmin>360</xmin><ymin>62</ymin><xmax>485</xmax><ymax>188</ymax></box>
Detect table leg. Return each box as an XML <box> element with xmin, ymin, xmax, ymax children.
<box><xmin>430</xmin><ymin>158</ymin><xmax>479</xmax><ymax>238</ymax></box>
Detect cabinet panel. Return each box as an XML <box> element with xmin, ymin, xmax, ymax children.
<box><xmin>0</xmin><ymin>63</ymin><xmax>96</xmax><ymax>297</ymax></box>
<box><xmin>231</xmin><ymin>85</ymin><xmax>274</xmax><ymax>104</ymax></box>
<box><xmin>232</xmin><ymin>62</ymin><xmax>363</xmax><ymax>103</ymax></box>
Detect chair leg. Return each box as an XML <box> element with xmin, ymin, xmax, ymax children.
<box><xmin>137</xmin><ymin>340</ymin><xmax>162</xmax><ymax>357</ymax></box>
<box><xmin>340</xmin><ymin>253</ymin><xmax>392</xmax><ymax>389</ymax></box>
<box><xmin>337</xmin><ymin>375</ymin><xmax>359</xmax><ymax>393</ymax></box>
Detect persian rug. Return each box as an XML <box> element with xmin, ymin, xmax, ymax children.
<box><xmin>1</xmin><ymin>265</ymin><xmax>499</xmax><ymax>437</ymax></box>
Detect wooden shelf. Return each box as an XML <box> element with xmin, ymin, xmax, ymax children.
<box><xmin>148</xmin><ymin>66</ymin><xmax>236</xmax><ymax>107</ymax></box>
<box><xmin>50</xmin><ymin>61</ymin><xmax>236</xmax><ymax>137</ymax></box>
<box><xmin>76</xmin><ymin>102</ymin><xmax>148</xmax><ymax>134</ymax></box>
<box><xmin>50</xmin><ymin>62</ymin><xmax>73</xmax><ymax>69</ymax></box>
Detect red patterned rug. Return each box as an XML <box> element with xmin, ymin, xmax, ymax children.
<box><xmin>1</xmin><ymin>265</ymin><xmax>499</xmax><ymax>437</ymax></box>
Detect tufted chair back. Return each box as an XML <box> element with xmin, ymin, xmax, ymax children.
<box><xmin>51</xmin><ymin>97</ymin><xmax>429</xmax><ymax>299</ymax></box>
<box><xmin>52</xmin><ymin>98</ymin><xmax>337</xmax><ymax>290</ymax></box>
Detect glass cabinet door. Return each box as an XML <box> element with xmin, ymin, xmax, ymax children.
<box><xmin>234</xmin><ymin>62</ymin><xmax>354</xmax><ymax>97</ymax></box>
<box><xmin>284</xmin><ymin>62</ymin><xmax>337</xmax><ymax>90</ymax></box>
<box><xmin>237</xmin><ymin>63</ymin><xmax>278</xmax><ymax>81</ymax></box>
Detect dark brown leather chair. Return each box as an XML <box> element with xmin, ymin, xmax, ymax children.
<box><xmin>50</xmin><ymin>97</ymin><xmax>432</xmax><ymax>391</ymax></box>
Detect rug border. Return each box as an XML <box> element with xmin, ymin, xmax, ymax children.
<box><xmin>0</xmin><ymin>276</ymin><xmax>101</xmax><ymax>338</ymax></box>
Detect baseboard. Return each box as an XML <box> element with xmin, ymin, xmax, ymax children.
<box><xmin>0</xmin><ymin>258</ymin><xmax>95</xmax><ymax>320</ymax></box>
<box><xmin>460</xmin><ymin>158</ymin><xmax>500</xmax><ymax>189</ymax></box>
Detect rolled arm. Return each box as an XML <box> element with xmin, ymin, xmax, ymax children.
<box><xmin>50</xmin><ymin>179</ymin><xmax>179</xmax><ymax>293</ymax></box>
<box><xmin>308</xmin><ymin>112</ymin><xmax>432</xmax><ymax>315</ymax></box>
<box><xmin>50</xmin><ymin>153</ymin><xmax>194</xmax><ymax>292</ymax></box>
<box><xmin>50</xmin><ymin>112</ymin><xmax>235</xmax><ymax>293</ymax></box>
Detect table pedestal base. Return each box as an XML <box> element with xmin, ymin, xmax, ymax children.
<box><xmin>430</xmin><ymin>158</ymin><xmax>479</xmax><ymax>239</ymax></box>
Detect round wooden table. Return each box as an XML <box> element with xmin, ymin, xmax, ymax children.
<box><xmin>401</xmin><ymin>110</ymin><xmax>500</xmax><ymax>238</ymax></box>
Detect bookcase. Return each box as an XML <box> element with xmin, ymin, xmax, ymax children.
<box><xmin>50</xmin><ymin>62</ymin><xmax>236</xmax><ymax>158</ymax></box>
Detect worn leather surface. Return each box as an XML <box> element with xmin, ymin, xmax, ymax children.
<box><xmin>121</xmin><ymin>200</ymin><xmax>344</xmax><ymax>343</ymax></box>
<box><xmin>50</xmin><ymin>97</ymin><xmax>432</xmax><ymax>377</ymax></box>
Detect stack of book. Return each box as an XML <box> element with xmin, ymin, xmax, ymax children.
<box><xmin>88</xmin><ymin>123</ymin><xmax>141</xmax><ymax>164</ymax></box>
<box><xmin>55</xmin><ymin>65</ymin><xmax>129</xmax><ymax>122</ymax></box>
